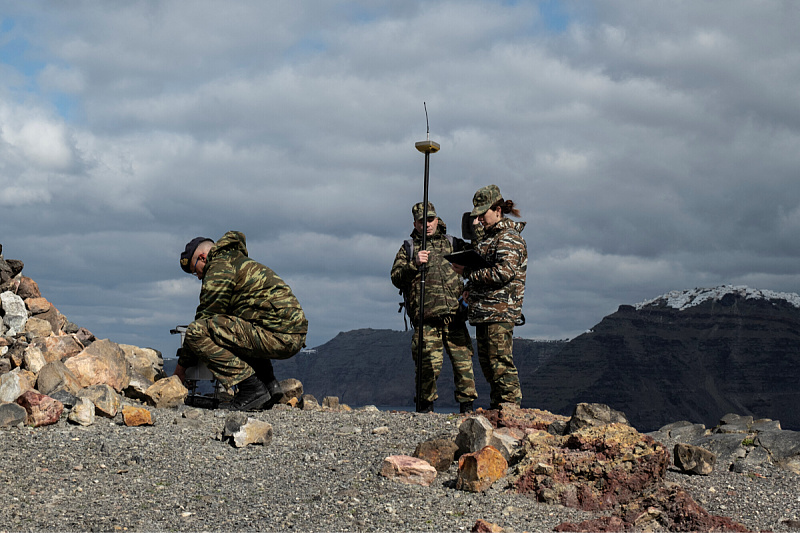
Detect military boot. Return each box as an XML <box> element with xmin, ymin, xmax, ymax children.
<box><xmin>264</xmin><ymin>379</ymin><xmax>285</xmax><ymax>409</ymax></box>
<box><xmin>229</xmin><ymin>375</ymin><xmax>271</xmax><ymax>411</ymax></box>
<box><xmin>459</xmin><ymin>401</ymin><xmax>474</xmax><ymax>413</ymax></box>
<box><xmin>416</xmin><ymin>399</ymin><xmax>434</xmax><ymax>413</ymax></box>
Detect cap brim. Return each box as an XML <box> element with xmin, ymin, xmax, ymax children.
<box><xmin>470</xmin><ymin>205</ymin><xmax>490</xmax><ymax>216</ymax></box>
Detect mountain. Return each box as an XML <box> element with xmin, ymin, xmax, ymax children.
<box><xmin>272</xmin><ymin>328</ymin><xmax>566</xmax><ymax>409</ymax></box>
<box><xmin>524</xmin><ymin>286</ymin><xmax>800</xmax><ymax>432</ymax></box>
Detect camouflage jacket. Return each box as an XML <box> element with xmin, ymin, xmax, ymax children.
<box><xmin>390</xmin><ymin>220</ymin><xmax>466</xmax><ymax>325</ymax></box>
<box><xmin>195</xmin><ymin>231</ymin><xmax>308</xmax><ymax>335</ymax></box>
<box><xmin>465</xmin><ymin>217</ymin><xmax>527</xmax><ymax>324</ymax></box>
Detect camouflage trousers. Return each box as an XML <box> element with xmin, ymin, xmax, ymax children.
<box><xmin>475</xmin><ymin>322</ymin><xmax>521</xmax><ymax>409</ymax></box>
<box><xmin>411</xmin><ymin>317</ymin><xmax>478</xmax><ymax>404</ymax></box>
<box><xmin>183</xmin><ymin>315</ymin><xmax>306</xmax><ymax>388</ymax></box>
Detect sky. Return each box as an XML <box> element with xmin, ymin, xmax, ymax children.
<box><xmin>2</xmin><ymin>1</ymin><xmax>800</xmax><ymax>359</ymax></box>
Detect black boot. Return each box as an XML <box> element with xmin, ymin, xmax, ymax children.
<box><xmin>459</xmin><ymin>401</ymin><xmax>474</xmax><ymax>413</ymax></box>
<box><xmin>416</xmin><ymin>399</ymin><xmax>434</xmax><ymax>413</ymax></box>
<box><xmin>229</xmin><ymin>375</ymin><xmax>271</xmax><ymax>411</ymax></box>
<box><xmin>264</xmin><ymin>379</ymin><xmax>285</xmax><ymax>409</ymax></box>
<box><xmin>248</xmin><ymin>359</ymin><xmax>284</xmax><ymax>409</ymax></box>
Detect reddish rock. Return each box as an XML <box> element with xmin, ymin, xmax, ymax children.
<box><xmin>15</xmin><ymin>390</ymin><xmax>63</xmax><ymax>427</ymax></box>
<box><xmin>15</xmin><ymin>276</ymin><xmax>41</xmax><ymax>299</ymax></box>
<box><xmin>414</xmin><ymin>437</ymin><xmax>459</xmax><ymax>472</ymax></box>
<box><xmin>380</xmin><ymin>455</ymin><xmax>437</xmax><ymax>486</ymax></box>
<box><xmin>482</xmin><ymin>403</ymin><xmax>569</xmax><ymax>433</ymax></box>
<box><xmin>24</xmin><ymin>297</ymin><xmax>51</xmax><ymax>314</ymax></box>
<box><xmin>472</xmin><ymin>519</ymin><xmax>504</xmax><ymax>532</ymax></box>
<box><xmin>555</xmin><ymin>484</ymin><xmax>750</xmax><ymax>532</ymax></box>
<box><xmin>122</xmin><ymin>405</ymin><xmax>153</xmax><ymax>427</ymax></box>
<box><xmin>457</xmin><ymin>445</ymin><xmax>508</xmax><ymax>492</ymax></box>
<box><xmin>513</xmin><ymin>423</ymin><xmax>669</xmax><ymax>511</ymax></box>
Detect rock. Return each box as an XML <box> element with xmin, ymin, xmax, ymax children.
<box><xmin>144</xmin><ymin>376</ymin><xmax>188</xmax><ymax>408</ymax></box>
<box><xmin>456</xmin><ymin>445</ymin><xmax>508</xmax><ymax>492</ymax></box>
<box><xmin>566</xmin><ymin>402</ymin><xmax>630</xmax><ymax>433</ymax></box>
<box><xmin>22</xmin><ymin>344</ymin><xmax>47</xmax><ymax>374</ymax></box>
<box><xmin>455</xmin><ymin>415</ymin><xmax>495</xmax><ymax>457</ymax></box>
<box><xmin>24</xmin><ymin>297</ymin><xmax>51</xmax><ymax>314</ymax></box>
<box><xmin>120</xmin><ymin>344</ymin><xmax>164</xmax><ymax>383</ymax></box>
<box><xmin>278</xmin><ymin>377</ymin><xmax>303</xmax><ymax>404</ymax></box>
<box><xmin>489</xmin><ymin>427</ymin><xmax>524</xmax><ymax>463</ymax></box>
<box><xmin>122</xmin><ymin>405</ymin><xmax>153</xmax><ymax>427</ymax></box>
<box><xmin>15</xmin><ymin>276</ymin><xmax>41</xmax><ymax>299</ymax></box>
<box><xmin>322</xmin><ymin>396</ymin><xmax>340</xmax><ymax>410</ymax></box>
<box><xmin>67</xmin><ymin>398</ymin><xmax>96</xmax><ymax>426</ymax></box>
<box><xmin>300</xmin><ymin>394</ymin><xmax>319</xmax><ymax>411</ymax></box>
<box><xmin>0</xmin><ymin>402</ymin><xmax>28</xmax><ymax>427</ymax></box>
<box><xmin>673</xmin><ymin>443</ymin><xmax>716</xmax><ymax>475</ymax></box>
<box><xmin>714</xmin><ymin>413</ymin><xmax>754</xmax><ymax>434</ymax></box>
<box><xmin>0</xmin><ymin>368</ymin><xmax>34</xmax><ymax>402</ymax></box>
<box><xmin>1</xmin><ymin>291</ymin><xmax>27</xmax><ymax>336</ymax></box>
<box><xmin>413</xmin><ymin>437</ymin><xmax>459</xmax><ymax>472</ymax></box>
<box><xmin>48</xmin><ymin>389</ymin><xmax>79</xmax><ymax>409</ymax></box>
<box><xmin>755</xmin><ymin>430</ymin><xmax>800</xmax><ymax>474</ymax></box>
<box><xmin>15</xmin><ymin>390</ymin><xmax>63</xmax><ymax>427</ymax></box>
<box><xmin>76</xmin><ymin>384</ymin><xmax>121</xmax><ymax>418</ymax></box>
<box><xmin>123</xmin><ymin>369</ymin><xmax>157</xmax><ymax>401</ymax></box>
<box><xmin>379</xmin><ymin>455</ymin><xmax>437</xmax><ymax>487</ymax></box>
<box><xmin>513</xmin><ymin>423</ymin><xmax>669</xmax><ymax>511</ymax></box>
<box><xmin>555</xmin><ymin>484</ymin><xmax>750</xmax><ymax>532</ymax></box>
<box><xmin>37</xmin><ymin>360</ymin><xmax>83</xmax><ymax>396</ymax></box>
<box><xmin>472</xmin><ymin>519</ymin><xmax>504</xmax><ymax>532</ymax></box>
<box><xmin>222</xmin><ymin>413</ymin><xmax>273</xmax><ymax>448</ymax></box>
<box><xmin>23</xmin><ymin>317</ymin><xmax>53</xmax><ymax>338</ymax></box>
<box><xmin>65</xmin><ymin>339</ymin><xmax>131</xmax><ymax>392</ymax></box>
<box><xmin>29</xmin><ymin>335</ymin><xmax>85</xmax><ymax>364</ymax></box>
<box><xmin>648</xmin><ymin>420</ymin><xmax>708</xmax><ymax>443</ymax></box>
<box><xmin>32</xmin><ymin>305</ymin><xmax>67</xmax><ymax>335</ymax></box>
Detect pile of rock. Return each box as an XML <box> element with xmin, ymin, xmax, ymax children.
<box><xmin>382</xmin><ymin>402</ymin><xmax>800</xmax><ymax>532</ymax></box>
<box><xmin>0</xmin><ymin>246</ymin><xmax>188</xmax><ymax>428</ymax></box>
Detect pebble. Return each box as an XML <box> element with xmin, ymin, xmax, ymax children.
<box><xmin>0</xmin><ymin>407</ymin><xmax>797</xmax><ymax>531</ymax></box>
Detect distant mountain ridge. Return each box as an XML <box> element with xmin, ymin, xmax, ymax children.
<box><xmin>525</xmin><ymin>285</ymin><xmax>800</xmax><ymax>431</ymax></box>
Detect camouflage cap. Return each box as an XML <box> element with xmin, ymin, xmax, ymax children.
<box><xmin>412</xmin><ymin>202</ymin><xmax>437</xmax><ymax>221</ymax></box>
<box><xmin>180</xmin><ymin>237</ymin><xmax>212</xmax><ymax>273</ymax></box>
<box><xmin>470</xmin><ymin>184</ymin><xmax>502</xmax><ymax>216</ymax></box>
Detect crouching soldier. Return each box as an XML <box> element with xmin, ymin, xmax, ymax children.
<box><xmin>174</xmin><ymin>231</ymin><xmax>307</xmax><ymax>411</ymax></box>
<box><xmin>391</xmin><ymin>202</ymin><xmax>478</xmax><ymax>413</ymax></box>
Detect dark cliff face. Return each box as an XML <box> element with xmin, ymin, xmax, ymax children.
<box><xmin>274</xmin><ymin>328</ymin><xmax>566</xmax><ymax>409</ymax></box>
<box><xmin>524</xmin><ymin>294</ymin><xmax>800</xmax><ymax>432</ymax></box>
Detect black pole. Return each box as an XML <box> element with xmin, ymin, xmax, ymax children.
<box><xmin>414</xmin><ymin>113</ymin><xmax>440</xmax><ymax>412</ymax></box>
<box><xmin>415</xmin><ymin>151</ymin><xmax>431</xmax><ymax>412</ymax></box>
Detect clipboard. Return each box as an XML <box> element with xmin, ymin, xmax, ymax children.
<box><xmin>444</xmin><ymin>249</ymin><xmax>491</xmax><ymax>270</ymax></box>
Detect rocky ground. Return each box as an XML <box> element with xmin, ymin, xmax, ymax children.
<box><xmin>1</xmin><ymin>405</ymin><xmax>798</xmax><ymax>533</ymax></box>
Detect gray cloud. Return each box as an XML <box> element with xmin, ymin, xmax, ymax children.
<box><xmin>2</xmin><ymin>1</ymin><xmax>800</xmax><ymax>359</ymax></box>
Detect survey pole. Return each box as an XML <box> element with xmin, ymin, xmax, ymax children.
<box><xmin>413</xmin><ymin>127</ymin><xmax>440</xmax><ymax>412</ymax></box>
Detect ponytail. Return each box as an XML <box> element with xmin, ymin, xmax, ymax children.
<box><xmin>491</xmin><ymin>199</ymin><xmax>521</xmax><ymax>218</ymax></box>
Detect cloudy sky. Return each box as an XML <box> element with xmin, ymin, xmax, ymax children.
<box><xmin>2</xmin><ymin>1</ymin><xmax>800</xmax><ymax>359</ymax></box>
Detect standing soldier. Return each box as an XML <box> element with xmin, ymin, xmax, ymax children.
<box><xmin>452</xmin><ymin>185</ymin><xmax>527</xmax><ymax>409</ymax></box>
<box><xmin>391</xmin><ymin>202</ymin><xmax>478</xmax><ymax>413</ymax></box>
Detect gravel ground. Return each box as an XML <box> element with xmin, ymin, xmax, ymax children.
<box><xmin>0</xmin><ymin>405</ymin><xmax>798</xmax><ymax>532</ymax></box>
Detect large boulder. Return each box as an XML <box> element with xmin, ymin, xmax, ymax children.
<box><xmin>64</xmin><ymin>339</ymin><xmax>131</xmax><ymax>392</ymax></box>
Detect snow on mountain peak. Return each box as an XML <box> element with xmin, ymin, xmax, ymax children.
<box><xmin>634</xmin><ymin>285</ymin><xmax>800</xmax><ymax>311</ymax></box>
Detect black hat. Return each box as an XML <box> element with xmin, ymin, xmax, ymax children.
<box><xmin>180</xmin><ymin>237</ymin><xmax>212</xmax><ymax>273</ymax></box>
